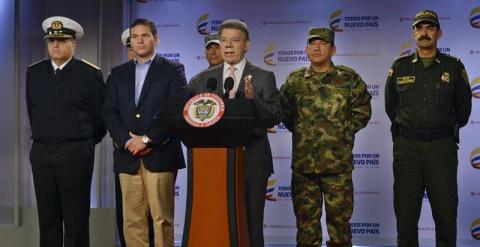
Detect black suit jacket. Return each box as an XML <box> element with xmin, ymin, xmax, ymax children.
<box><xmin>104</xmin><ymin>55</ymin><xmax>189</xmax><ymax>173</ymax></box>
<box><xmin>189</xmin><ymin>61</ymin><xmax>282</xmax><ymax>179</ymax></box>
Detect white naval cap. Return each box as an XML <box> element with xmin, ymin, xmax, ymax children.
<box><xmin>121</xmin><ymin>28</ymin><xmax>131</xmax><ymax>47</ymax></box>
<box><xmin>42</xmin><ymin>16</ymin><xmax>84</xmax><ymax>40</ymax></box>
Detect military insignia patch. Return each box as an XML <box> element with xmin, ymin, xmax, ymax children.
<box><xmin>441</xmin><ymin>72</ymin><xmax>450</xmax><ymax>83</ymax></box>
<box><xmin>397</xmin><ymin>76</ymin><xmax>415</xmax><ymax>85</ymax></box>
<box><xmin>387</xmin><ymin>69</ymin><xmax>393</xmax><ymax>77</ymax></box>
<box><xmin>183</xmin><ymin>93</ymin><xmax>225</xmax><ymax>128</ymax></box>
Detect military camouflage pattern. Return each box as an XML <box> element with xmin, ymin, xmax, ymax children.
<box><xmin>280</xmin><ymin>64</ymin><xmax>372</xmax><ymax>174</ymax></box>
<box><xmin>292</xmin><ymin>171</ymin><xmax>353</xmax><ymax>247</ymax></box>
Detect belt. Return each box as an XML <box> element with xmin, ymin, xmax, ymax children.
<box><xmin>398</xmin><ymin>126</ymin><xmax>453</xmax><ymax>141</ymax></box>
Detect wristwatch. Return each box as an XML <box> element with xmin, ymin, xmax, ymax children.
<box><xmin>141</xmin><ymin>135</ymin><xmax>151</xmax><ymax>145</ymax></box>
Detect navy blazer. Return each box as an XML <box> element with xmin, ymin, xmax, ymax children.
<box><xmin>189</xmin><ymin>61</ymin><xmax>282</xmax><ymax>179</ymax></box>
<box><xmin>104</xmin><ymin>55</ymin><xmax>189</xmax><ymax>173</ymax></box>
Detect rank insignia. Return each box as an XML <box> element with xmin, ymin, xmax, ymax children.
<box><xmin>397</xmin><ymin>76</ymin><xmax>415</xmax><ymax>85</ymax></box>
<box><xmin>387</xmin><ymin>69</ymin><xmax>393</xmax><ymax>77</ymax></box>
<box><xmin>441</xmin><ymin>72</ymin><xmax>450</xmax><ymax>83</ymax></box>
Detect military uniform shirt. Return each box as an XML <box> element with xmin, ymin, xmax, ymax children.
<box><xmin>385</xmin><ymin>51</ymin><xmax>472</xmax><ymax>130</ymax></box>
<box><xmin>26</xmin><ymin>58</ymin><xmax>106</xmax><ymax>149</ymax></box>
<box><xmin>280</xmin><ymin>64</ymin><xmax>372</xmax><ymax>174</ymax></box>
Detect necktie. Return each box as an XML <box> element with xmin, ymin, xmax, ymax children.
<box><xmin>55</xmin><ymin>68</ymin><xmax>60</xmax><ymax>75</ymax></box>
<box><xmin>228</xmin><ymin>65</ymin><xmax>237</xmax><ymax>99</ymax></box>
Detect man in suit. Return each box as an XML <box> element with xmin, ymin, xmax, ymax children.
<box><xmin>26</xmin><ymin>16</ymin><xmax>106</xmax><ymax>247</ymax></box>
<box><xmin>116</xmin><ymin>27</ymin><xmax>156</xmax><ymax>247</ymax></box>
<box><xmin>104</xmin><ymin>18</ymin><xmax>189</xmax><ymax>247</ymax></box>
<box><xmin>189</xmin><ymin>19</ymin><xmax>282</xmax><ymax>247</ymax></box>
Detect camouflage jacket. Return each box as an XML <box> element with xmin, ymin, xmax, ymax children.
<box><xmin>280</xmin><ymin>64</ymin><xmax>372</xmax><ymax>174</ymax></box>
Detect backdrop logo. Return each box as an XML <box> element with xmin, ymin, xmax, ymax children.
<box><xmin>266</xmin><ymin>178</ymin><xmax>277</xmax><ymax>201</ymax></box>
<box><xmin>197</xmin><ymin>14</ymin><xmax>210</xmax><ymax>35</ymax></box>
<box><xmin>263</xmin><ymin>43</ymin><xmax>277</xmax><ymax>66</ymax></box>
<box><xmin>470</xmin><ymin>147</ymin><xmax>480</xmax><ymax>169</ymax></box>
<box><xmin>471</xmin><ymin>77</ymin><xmax>480</xmax><ymax>99</ymax></box>
<box><xmin>470</xmin><ymin>6</ymin><xmax>480</xmax><ymax>28</ymax></box>
<box><xmin>350</xmin><ymin>222</ymin><xmax>380</xmax><ymax>235</ymax></box>
<box><xmin>263</xmin><ymin>43</ymin><xmax>309</xmax><ymax>66</ymax></box>
<box><xmin>330</xmin><ymin>10</ymin><xmax>379</xmax><ymax>32</ymax></box>
<box><xmin>353</xmin><ymin>153</ymin><xmax>380</xmax><ymax>168</ymax></box>
<box><xmin>400</xmin><ymin>42</ymin><xmax>449</xmax><ymax>56</ymax></box>
<box><xmin>159</xmin><ymin>53</ymin><xmax>181</xmax><ymax>62</ymax></box>
<box><xmin>196</xmin><ymin>14</ymin><xmax>223</xmax><ymax>35</ymax></box>
<box><xmin>329</xmin><ymin>10</ymin><xmax>343</xmax><ymax>32</ymax></box>
<box><xmin>471</xmin><ymin>218</ymin><xmax>480</xmax><ymax>240</ymax></box>
<box><xmin>367</xmin><ymin>83</ymin><xmax>380</xmax><ymax>97</ymax></box>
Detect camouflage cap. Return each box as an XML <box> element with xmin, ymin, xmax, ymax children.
<box><xmin>307</xmin><ymin>27</ymin><xmax>334</xmax><ymax>43</ymax></box>
<box><xmin>413</xmin><ymin>10</ymin><xmax>440</xmax><ymax>28</ymax></box>
<box><xmin>204</xmin><ymin>33</ymin><xmax>220</xmax><ymax>48</ymax></box>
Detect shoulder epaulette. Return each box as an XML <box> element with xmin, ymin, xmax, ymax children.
<box><xmin>336</xmin><ymin>65</ymin><xmax>356</xmax><ymax>74</ymax></box>
<box><xmin>290</xmin><ymin>66</ymin><xmax>307</xmax><ymax>75</ymax></box>
<box><xmin>394</xmin><ymin>53</ymin><xmax>413</xmax><ymax>62</ymax></box>
<box><xmin>27</xmin><ymin>59</ymin><xmax>47</xmax><ymax>68</ymax></box>
<box><xmin>441</xmin><ymin>53</ymin><xmax>460</xmax><ymax>62</ymax></box>
<box><xmin>80</xmin><ymin>59</ymin><xmax>101</xmax><ymax>70</ymax></box>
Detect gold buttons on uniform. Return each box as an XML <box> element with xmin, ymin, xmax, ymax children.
<box><xmin>135</xmin><ymin>113</ymin><xmax>140</xmax><ymax>118</ymax></box>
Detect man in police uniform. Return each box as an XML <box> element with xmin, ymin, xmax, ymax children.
<box><xmin>203</xmin><ymin>33</ymin><xmax>223</xmax><ymax>68</ymax></box>
<box><xmin>280</xmin><ymin>27</ymin><xmax>371</xmax><ymax>247</ymax></box>
<box><xmin>385</xmin><ymin>10</ymin><xmax>472</xmax><ymax>247</ymax></box>
<box><xmin>26</xmin><ymin>16</ymin><xmax>106</xmax><ymax>247</ymax></box>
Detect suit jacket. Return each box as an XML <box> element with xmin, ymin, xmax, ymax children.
<box><xmin>104</xmin><ymin>55</ymin><xmax>189</xmax><ymax>173</ymax></box>
<box><xmin>189</xmin><ymin>61</ymin><xmax>282</xmax><ymax>179</ymax></box>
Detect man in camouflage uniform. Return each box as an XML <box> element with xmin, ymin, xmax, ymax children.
<box><xmin>385</xmin><ymin>10</ymin><xmax>471</xmax><ymax>247</ymax></box>
<box><xmin>280</xmin><ymin>27</ymin><xmax>372</xmax><ymax>247</ymax></box>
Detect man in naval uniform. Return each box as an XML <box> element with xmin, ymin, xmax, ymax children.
<box><xmin>26</xmin><ymin>16</ymin><xmax>106</xmax><ymax>247</ymax></box>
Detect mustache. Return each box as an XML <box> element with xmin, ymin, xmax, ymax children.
<box><xmin>419</xmin><ymin>35</ymin><xmax>431</xmax><ymax>41</ymax></box>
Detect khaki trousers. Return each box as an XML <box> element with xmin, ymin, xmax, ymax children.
<box><xmin>119</xmin><ymin>162</ymin><xmax>175</xmax><ymax>247</ymax></box>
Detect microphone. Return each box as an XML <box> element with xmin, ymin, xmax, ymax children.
<box><xmin>206</xmin><ymin>77</ymin><xmax>217</xmax><ymax>92</ymax></box>
<box><xmin>223</xmin><ymin>77</ymin><xmax>234</xmax><ymax>98</ymax></box>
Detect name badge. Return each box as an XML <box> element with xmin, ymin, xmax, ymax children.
<box><xmin>397</xmin><ymin>76</ymin><xmax>415</xmax><ymax>85</ymax></box>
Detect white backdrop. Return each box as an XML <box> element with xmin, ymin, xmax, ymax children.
<box><xmin>126</xmin><ymin>0</ymin><xmax>480</xmax><ymax>245</ymax></box>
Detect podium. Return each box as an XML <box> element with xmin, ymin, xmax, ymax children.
<box><xmin>157</xmin><ymin>99</ymin><xmax>257</xmax><ymax>247</ymax></box>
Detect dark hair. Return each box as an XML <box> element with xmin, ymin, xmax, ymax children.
<box><xmin>219</xmin><ymin>19</ymin><xmax>249</xmax><ymax>41</ymax></box>
<box><xmin>130</xmin><ymin>18</ymin><xmax>157</xmax><ymax>36</ymax></box>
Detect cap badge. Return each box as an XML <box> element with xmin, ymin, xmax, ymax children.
<box><xmin>51</xmin><ymin>21</ymin><xmax>63</xmax><ymax>30</ymax></box>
